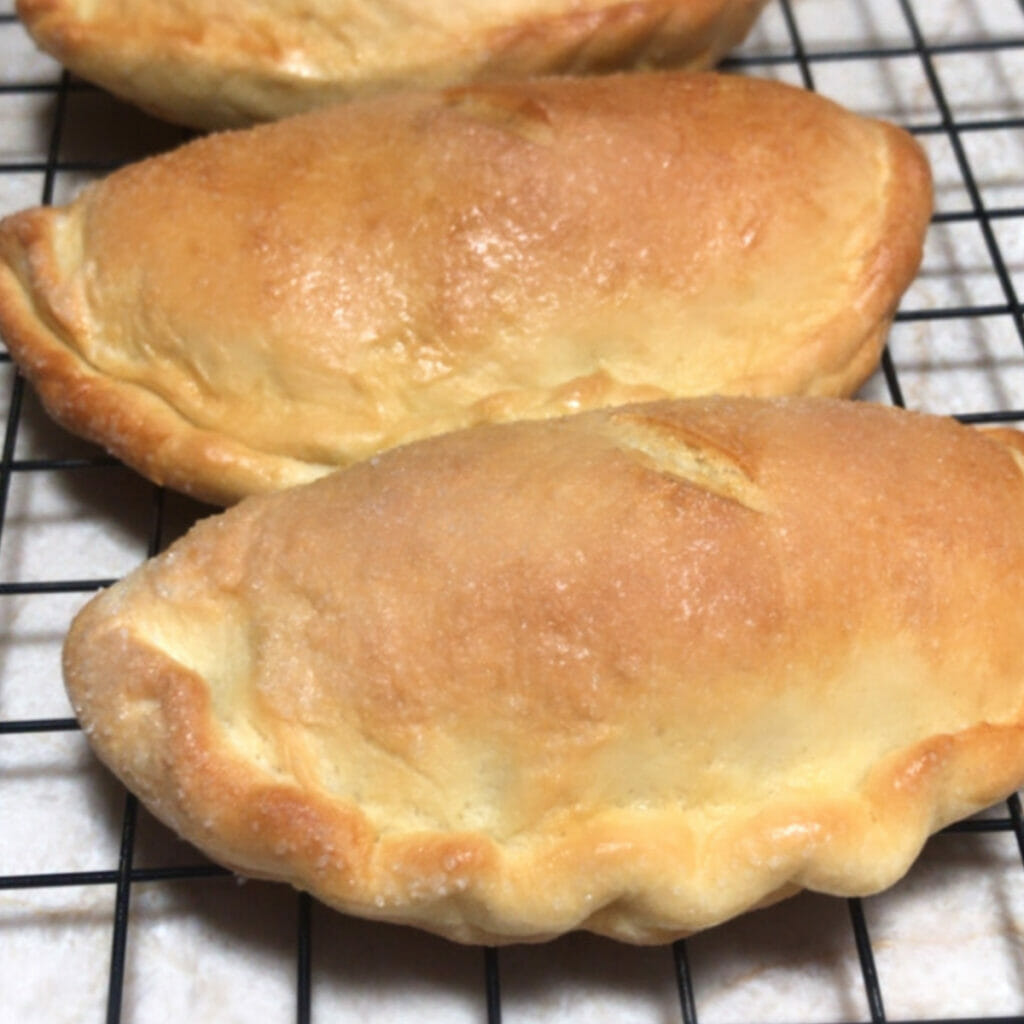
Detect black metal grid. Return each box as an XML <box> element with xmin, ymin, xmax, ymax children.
<box><xmin>1</xmin><ymin>0</ymin><xmax>1023</xmax><ymax>1020</ymax></box>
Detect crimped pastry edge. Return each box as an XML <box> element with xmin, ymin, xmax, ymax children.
<box><xmin>64</xmin><ymin>522</ymin><xmax>1024</xmax><ymax>946</ymax></box>
<box><xmin>0</xmin><ymin>205</ymin><xmax>331</xmax><ymax>502</ymax></box>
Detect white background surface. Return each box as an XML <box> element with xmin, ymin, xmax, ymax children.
<box><xmin>1</xmin><ymin>1</ymin><xmax>1024</xmax><ymax>1021</ymax></box>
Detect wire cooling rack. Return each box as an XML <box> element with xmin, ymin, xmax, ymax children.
<box><xmin>2</xmin><ymin>0</ymin><xmax>1024</xmax><ymax>1021</ymax></box>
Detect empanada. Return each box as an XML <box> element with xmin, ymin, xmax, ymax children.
<box><xmin>17</xmin><ymin>0</ymin><xmax>768</xmax><ymax>129</ymax></box>
<box><xmin>65</xmin><ymin>396</ymin><xmax>1024</xmax><ymax>945</ymax></box>
<box><xmin>0</xmin><ymin>73</ymin><xmax>931</xmax><ymax>505</ymax></box>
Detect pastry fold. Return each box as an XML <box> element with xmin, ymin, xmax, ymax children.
<box><xmin>17</xmin><ymin>0</ymin><xmax>768</xmax><ymax>128</ymax></box>
<box><xmin>0</xmin><ymin>73</ymin><xmax>931</xmax><ymax>505</ymax></box>
<box><xmin>64</xmin><ymin>396</ymin><xmax>1024</xmax><ymax>945</ymax></box>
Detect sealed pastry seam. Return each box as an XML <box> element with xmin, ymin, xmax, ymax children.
<box><xmin>73</xmin><ymin>605</ymin><xmax>1024</xmax><ymax>944</ymax></box>
<box><xmin>733</xmin><ymin>121</ymin><xmax>925</xmax><ymax>401</ymax></box>
<box><xmin>0</xmin><ymin>209</ymin><xmax>332</xmax><ymax>497</ymax></box>
<box><xmin>62</xmin><ymin>398</ymin><xmax>1024</xmax><ymax>944</ymax></box>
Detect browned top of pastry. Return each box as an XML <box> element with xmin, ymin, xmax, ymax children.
<box><xmin>64</xmin><ymin>396</ymin><xmax>1024</xmax><ymax>944</ymax></box>
<box><xmin>17</xmin><ymin>0</ymin><xmax>768</xmax><ymax>128</ymax></box>
<box><xmin>0</xmin><ymin>73</ymin><xmax>931</xmax><ymax>504</ymax></box>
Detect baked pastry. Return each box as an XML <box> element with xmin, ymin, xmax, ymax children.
<box><xmin>0</xmin><ymin>72</ymin><xmax>932</xmax><ymax>505</ymax></box>
<box><xmin>64</xmin><ymin>395</ymin><xmax>1024</xmax><ymax>945</ymax></box>
<box><xmin>17</xmin><ymin>0</ymin><xmax>769</xmax><ymax>129</ymax></box>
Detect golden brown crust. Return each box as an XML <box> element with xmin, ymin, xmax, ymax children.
<box><xmin>63</xmin><ymin>396</ymin><xmax>1024</xmax><ymax>944</ymax></box>
<box><xmin>0</xmin><ymin>73</ymin><xmax>932</xmax><ymax>505</ymax></box>
<box><xmin>0</xmin><ymin>207</ymin><xmax>328</xmax><ymax>500</ymax></box>
<box><xmin>16</xmin><ymin>0</ymin><xmax>768</xmax><ymax>129</ymax></box>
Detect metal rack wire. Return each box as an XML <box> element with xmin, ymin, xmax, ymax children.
<box><xmin>1</xmin><ymin>0</ymin><xmax>1023</xmax><ymax>1021</ymax></box>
